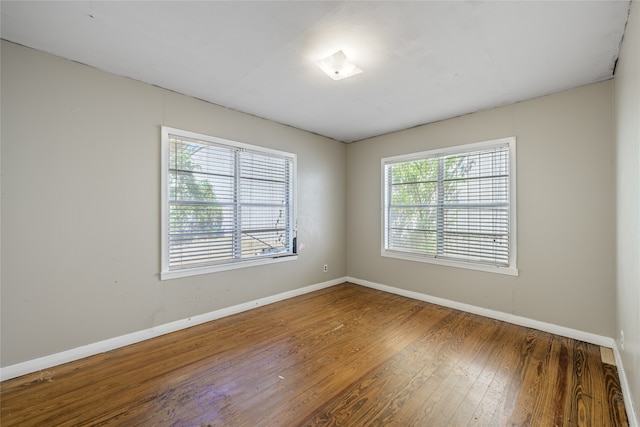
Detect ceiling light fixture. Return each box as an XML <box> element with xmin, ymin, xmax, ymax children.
<box><xmin>316</xmin><ymin>50</ymin><xmax>363</xmax><ymax>81</ymax></box>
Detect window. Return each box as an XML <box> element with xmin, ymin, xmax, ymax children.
<box><xmin>382</xmin><ymin>137</ymin><xmax>517</xmax><ymax>275</ymax></box>
<box><xmin>161</xmin><ymin>127</ymin><xmax>297</xmax><ymax>280</ymax></box>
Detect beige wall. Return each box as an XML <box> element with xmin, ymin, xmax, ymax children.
<box><xmin>615</xmin><ymin>0</ymin><xmax>640</xmax><ymax>421</ymax></box>
<box><xmin>347</xmin><ymin>81</ymin><xmax>616</xmax><ymax>337</ymax></box>
<box><xmin>0</xmin><ymin>32</ymin><xmax>626</xmax><ymax>396</ymax></box>
<box><xmin>0</xmin><ymin>41</ymin><xmax>347</xmax><ymax>366</ymax></box>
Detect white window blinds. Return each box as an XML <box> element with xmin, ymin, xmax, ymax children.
<box><xmin>383</xmin><ymin>138</ymin><xmax>516</xmax><ymax>271</ymax></box>
<box><xmin>162</xmin><ymin>127</ymin><xmax>296</xmax><ymax>278</ymax></box>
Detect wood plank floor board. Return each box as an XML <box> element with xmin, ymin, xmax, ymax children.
<box><xmin>495</xmin><ymin>330</ymin><xmax>553</xmax><ymax>426</ymax></box>
<box><xmin>413</xmin><ymin>320</ymin><xmax>524</xmax><ymax>425</ymax></box>
<box><xmin>604</xmin><ymin>364</ymin><xmax>629</xmax><ymax>426</ymax></box>
<box><xmin>462</xmin><ymin>323</ymin><xmax>528</xmax><ymax>426</ymax></box>
<box><xmin>461</xmin><ymin>324</ymin><xmax>522</xmax><ymax>425</ymax></box>
<box><xmin>441</xmin><ymin>320</ymin><xmax>511</xmax><ymax>426</ymax></box>
<box><xmin>297</xmin><ymin>307</ymin><xmax>468</xmax><ymax>426</ymax></box>
<box><xmin>97</xmin><ymin>287</ymin><xmax>444</xmax><ymax>427</ymax></box>
<box><xmin>414</xmin><ymin>318</ymin><xmax>511</xmax><ymax>426</ymax></box>
<box><xmin>0</xmin><ymin>283</ymin><xmax>629</xmax><ymax>426</ymax></box>
<box><xmin>381</xmin><ymin>314</ymin><xmax>497</xmax><ymax>425</ymax></box>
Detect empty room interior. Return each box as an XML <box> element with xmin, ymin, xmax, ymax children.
<box><xmin>1</xmin><ymin>1</ymin><xmax>639</xmax><ymax>426</ymax></box>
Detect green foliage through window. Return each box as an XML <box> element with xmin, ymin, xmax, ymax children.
<box><xmin>163</xmin><ymin>129</ymin><xmax>296</xmax><ymax>276</ymax></box>
<box><xmin>383</xmin><ymin>140</ymin><xmax>514</xmax><ymax>268</ymax></box>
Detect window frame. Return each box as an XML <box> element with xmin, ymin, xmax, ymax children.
<box><xmin>161</xmin><ymin>126</ymin><xmax>297</xmax><ymax>280</ymax></box>
<box><xmin>381</xmin><ymin>137</ymin><xmax>518</xmax><ymax>276</ymax></box>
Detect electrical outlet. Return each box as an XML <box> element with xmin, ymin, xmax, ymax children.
<box><xmin>621</xmin><ymin>330</ymin><xmax>625</xmax><ymax>350</ymax></box>
<box><xmin>323</xmin><ymin>264</ymin><xmax>328</xmax><ymax>273</ymax></box>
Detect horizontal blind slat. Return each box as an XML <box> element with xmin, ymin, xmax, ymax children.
<box><xmin>384</xmin><ymin>143</ymin><xmax>511</xmax><ymax>266</ymax></box>
<box><xmin>167</xmin><ymin>135</ymin><xmax>295</xmax><ymax>270</ymax></box>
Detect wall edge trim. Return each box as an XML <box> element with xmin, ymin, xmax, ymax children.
<box><xmin>613</xmin><ymin>341</ymin><xmax>640</xmax><ymax>427</ymax></box>
<box><xmin>346</xmin><ymin>276</ymin><xmax>614</xmax><ymax>347</ymax></box>
<box><xmin>4</xmin><ymin>272</ymin><xmax>628</xmax><ymax>422</ymax></box>
<box><xmin>348</xmin><ymin>277</ymin><xmax>639</xmax><ymax>422</ymax></box>
<box><xmin>0</xmin><ymin>277</ymin><xmax>347</xmax><ymax>382</ymax></box>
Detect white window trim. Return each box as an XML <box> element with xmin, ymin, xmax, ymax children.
<box><xmin>380</xmin><ymin>137</ymin><xmax>518</xmax><ymax>276</ymax></box>
<box><xmin>161</xmin><ymin>126</ymin><xmax>297</xmax><ymax>280</ymax></box>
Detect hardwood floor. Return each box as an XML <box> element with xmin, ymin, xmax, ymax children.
<box><xmin>1</xmin><ymin>283</ymin><xmax>629</xmax><ymax>426</ymax></box>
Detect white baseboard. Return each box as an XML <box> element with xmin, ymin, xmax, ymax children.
<box><xmin>4</xmin><ymin>274</ymin><xmax>635</xmax><ymax>427</ymax></box>
<box><xmin>346</xmin><ymin>276</ymin><xmax>614</xmax><ymax>347</ymax></box>
<box><xmin>347</xmin><ymin>277</ymin><xmax>640</xmax><ymax>425</ymax></box>
<box><xmin>613</xmin><ymin>342</ymin><xmax>639</xmax><ymax>427</ymax></box>
<box><xmin>0</xmin><ymin>277</ymin><xmax>347</xmax><ymax>382</ymax></box>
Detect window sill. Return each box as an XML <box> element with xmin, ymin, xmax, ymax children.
<box><xmin>381</xmin><ymin>250</ymin><xmax>518</xmax><ymax>276</ymax></box>
<box><xmin>161</xmin><ymin>254</ymin><xmax>298</xmax><ymax>280</ymax></box>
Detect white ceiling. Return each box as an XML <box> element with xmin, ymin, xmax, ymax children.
<box><xmin>0</xmin><ymin>1</ymin><xmax>631</xmax><ymax>143</ymax></box>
